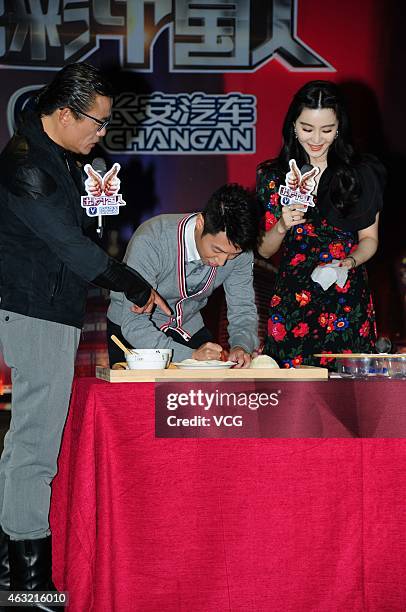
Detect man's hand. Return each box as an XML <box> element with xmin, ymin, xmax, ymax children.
<box><xmin>229</xmin><ymin>346</ymin><xmax>251</xmax><ymax>368</ymax></box>
<box><xmin>192</xmin><ymin>342</ymin><xmax>223</xmax><ymax>361</ymax></box>
<box><xmin>131</xmin><ymin>289</ymin><xmax>171</xmax><ymax>315</ymax></box>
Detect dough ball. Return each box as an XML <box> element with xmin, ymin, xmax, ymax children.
<box><xmin>250</xmin><ymin>355</ymin><xmax>280</xmax><ymax>369</ymax></box>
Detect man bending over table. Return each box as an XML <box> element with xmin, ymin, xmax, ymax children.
<box><xmin>107</xmin><ymin>184</ymin><xmax>259</xmax><ymax>368</ymax></box>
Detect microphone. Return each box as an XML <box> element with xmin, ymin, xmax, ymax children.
<box><xmin>92</xmin><ymin>157</ymin><xmax>107</xmax><ymax>238</ymax></box>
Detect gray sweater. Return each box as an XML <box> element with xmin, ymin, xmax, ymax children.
<box><xmin>107</xmin><ymin>213</ymin><xmax>259</xmax><ymax>361</ymax></box>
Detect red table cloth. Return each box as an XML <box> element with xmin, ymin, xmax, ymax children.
<box><xmin>50</xmin><ymin>378</ymin><xmax>406</xmax><ymax>611</ymax></box>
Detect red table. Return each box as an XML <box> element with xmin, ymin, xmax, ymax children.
<box><xmin>51</xmin><ymin>377</ymin><xmax>406</xmax><ymax>611</ymax></box>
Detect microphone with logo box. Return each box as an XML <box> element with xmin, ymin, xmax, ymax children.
<box><xmin>92</xmin><ymin>157</ymin><xmax>107</xmax><ymax>238</ymax></box>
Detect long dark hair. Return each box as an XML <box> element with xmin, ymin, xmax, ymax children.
<box><xmin>272</xmin><ymin>80</ymin><xmax>361</xmax><ymax>217</ymax></box>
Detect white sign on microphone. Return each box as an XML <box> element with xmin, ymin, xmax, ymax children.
<box><xmin>81</xmin><ymin>161</ymin><xmax>126</xmax><ymax>217</ymax></box>
<box><xmin>278</xmin><ymin>159</ymin><xmax>319</xmax><ymax>212</ymax></box>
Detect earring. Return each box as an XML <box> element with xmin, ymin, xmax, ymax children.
<box><xmin>335</xmin><ymin>130</ymin><xmax>338</xmax><ymax>139</ymax></box>
<box><xmin>294</xmin><ymin>128</ymin><xmax>298</xmax><ymax>139</ymax></box>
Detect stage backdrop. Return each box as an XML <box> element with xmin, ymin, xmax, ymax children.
<box><xmin>0</xmin><ymin>0</ymin><xmax>404</xmax><ymax>372</ymax></box>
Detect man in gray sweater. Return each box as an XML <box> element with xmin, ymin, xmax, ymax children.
<box><xmin>107</xmin><ymin>184</ymin><xmax>259</xmax><ymax>368</ymax></box>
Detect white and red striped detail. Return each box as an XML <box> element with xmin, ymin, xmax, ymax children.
<box><xmin>160</xmin><ymin>214</ymin><xmax>217</xmax><ymax>341</ymax></box>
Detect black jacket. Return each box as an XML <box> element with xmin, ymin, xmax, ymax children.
<box><xmin>0</xmin><ymin>111</ymin><xmax>150</xmax><ymax>328</ymax></box>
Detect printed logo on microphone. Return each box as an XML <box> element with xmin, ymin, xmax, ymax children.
<box><xmin>81</xmin><ymin>162</ymin><xmax>126</xmax><ymax>217</ymax></box>
<box><xmin>278</xmin><ymin>159</ymin><xmax>319</xmax><ymax>211</ymax></box>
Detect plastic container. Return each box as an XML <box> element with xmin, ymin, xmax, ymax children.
<box><xmin>386</xmin><ymin>356</ymin><xmax>406</xmax><ymax>378</ymax></box>
<box><xmin>335</xmin><ymin>357</ymin><xmax>388</xmax><ymax>378</ymax></box>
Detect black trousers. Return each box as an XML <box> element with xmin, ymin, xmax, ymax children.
<box><xmin>106</xmin><ymin>318</ymin><xmax>213</xmax><ymax>367</ymax></box>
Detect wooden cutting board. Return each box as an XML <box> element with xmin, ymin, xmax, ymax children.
<box><xmin>95</xmin><ymin>365</ymin><xmax>328</xmax><ymax>383</ymax></box>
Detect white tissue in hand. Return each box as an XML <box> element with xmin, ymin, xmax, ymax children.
<box><xmin>250</xmin><ymin>355</ymin><xmax>280</xmax><ymax>369</ymax></box>
<box><xmin>311</xmin><ymin>259</ymin><xmax>348</xmax><ymax>291</ymax></box>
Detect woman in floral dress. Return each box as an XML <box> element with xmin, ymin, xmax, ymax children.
<box><xmin>257</xmin><ymin>81</ymin><xmax>386</xmax><ymax>368</ymax></box>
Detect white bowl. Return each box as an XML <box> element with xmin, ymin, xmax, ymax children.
<box><xmin>126</xmin><ymin>348</ymin><xmax>173</xmax><ymax>370</ymax></box>
<box><xmin>128</xmin><ymin>348</ymin><xmax>171</xmax><ymax>357</ymax></box>
<box><xmin>126</xmin><ymin>357</ymin><xmax>167</xmax><ymax>370</ymax></box>
<box><xmin>128</xmin><ymin>353</ymin><xmax>166</xmax><ymax>362</ymax></box>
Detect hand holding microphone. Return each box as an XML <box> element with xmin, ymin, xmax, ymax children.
<box><xmin>279</xmin><ymin>204</ymin><xmax>306</xmax><ymax>233</ymax></box>
<box><xmin>280</xmin><ymin>160</ymin><xmax>320</xmax><ymax>233</ymax></box>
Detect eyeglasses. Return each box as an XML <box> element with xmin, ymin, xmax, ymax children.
<box><xmin>70</xmin><ymin>108</ymin><xmax>111</xmax><ymax>132</ymax></box>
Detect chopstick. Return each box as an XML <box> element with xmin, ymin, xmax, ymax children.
<box><xmin>110</xmin><ymin>335</ymin><xmax>132</xmax><ymax>356</ymax></box>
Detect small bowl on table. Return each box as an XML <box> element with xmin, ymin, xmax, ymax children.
<box><xmin>335</xmin><ymin>356</ymin><xmax>387</xmax><ymax>378</ymax></box>
<box><xmin>386</xmin><ymin>356</ymin><xmax>406</xmax><ymax>378</ymax></box>
<box><xmin>125</xmin><ymin>348</ymin><xmax>173</xmax><ymax>370</ymax></box>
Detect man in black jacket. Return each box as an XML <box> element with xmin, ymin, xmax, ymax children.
<box><xmin>0</xmin><ymin>63</ymin><xmax>168</xmax><ymax>606</ymax></box>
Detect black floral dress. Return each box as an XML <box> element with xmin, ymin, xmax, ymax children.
<box><xmin>257</xmin><ymin>162</ymin><xmax>385</xmax><ymax>368</ymax></box>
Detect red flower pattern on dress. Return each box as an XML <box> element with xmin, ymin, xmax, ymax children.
<box><xmin>326</xmin><ymin>313</ymin><xmax>337</xmax><ymax>334</ymax></box>
<box><xmin>359</xmin><ymin>320</ymin><xmax>370</xmax><ymax>337</ymax></box>
<box><xmin>295</xmin><ymin>290</ymin><xmax>311</xmax><ymax>307</ymax></box>
<box><xmin>292</xmin><ymin>323</ymin><xmax>309</xmax><ymax>337</ymax></box>
<box><xmin>270</xmin><ymin>294</ymin><xmax>281</xmax><ymax>307</ymax></box>
<box><xmin>292</xmin><ymin>355</ymin><xmax>303</xmax><ymax>366</ymax></box>
<box><xmin>367</xmin><ymin>296</ymin><xmax>374</xmax><ymax>318</ymax></box>
<box><xmin>303</xmin><ymin>223</ymin><xmax>317</xmax><ymax>236</ymax></box>
<box><xmin>290</xmin><ymin>253</ymin><xmax>306</xmax><ymax>267</ymax></box>
<box><xmin>320</xmin><ymin>351</ymin><xmax>335</xmax><ymax>365</ymax></box>
<box><xmin>336</xmin><ymin>280</ymin><xmax>351</xmax><ymax>293</ymax></box>
<box><xmin>329</xmin><ymin>241</ymin><xmax>346</xmax><ymax>259</ymax></box>
<box><xmin>268</xmin><ymin>321</ymin><xmax>287</xmax><ymax>342</ymax></box>
<box><xmin>270</xmin><ymin>193</ymin><xmax>279</xmax><ymax>206</ymax></box>
<box><xmin>318</xmin><ymin>313</ymin><xmax>328</xmax><ymax>327</ymax></box>
<box><xmin>264</xmin><ymin>211</ymin><xmax>277</xmax><ymax>231</ymax></box>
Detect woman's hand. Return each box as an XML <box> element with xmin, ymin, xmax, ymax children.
<box><xmin>340</xmin><ymin>256</ymin><xmax>356</xmax><ymax>269</ymax></box>
<box><xmin>258</xmin><ymin>204</ymin><xmax>306</xmax><ymax>258</ymax></box>
<box><xmin>279</xmin><ymin>205</ymin><xmax>306</xmax><ymax>233</ymax></box>
<box><xmin>339</xmin><ymin>213</ymin><xmax>380</xmax><ymax>269</ymax></box>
